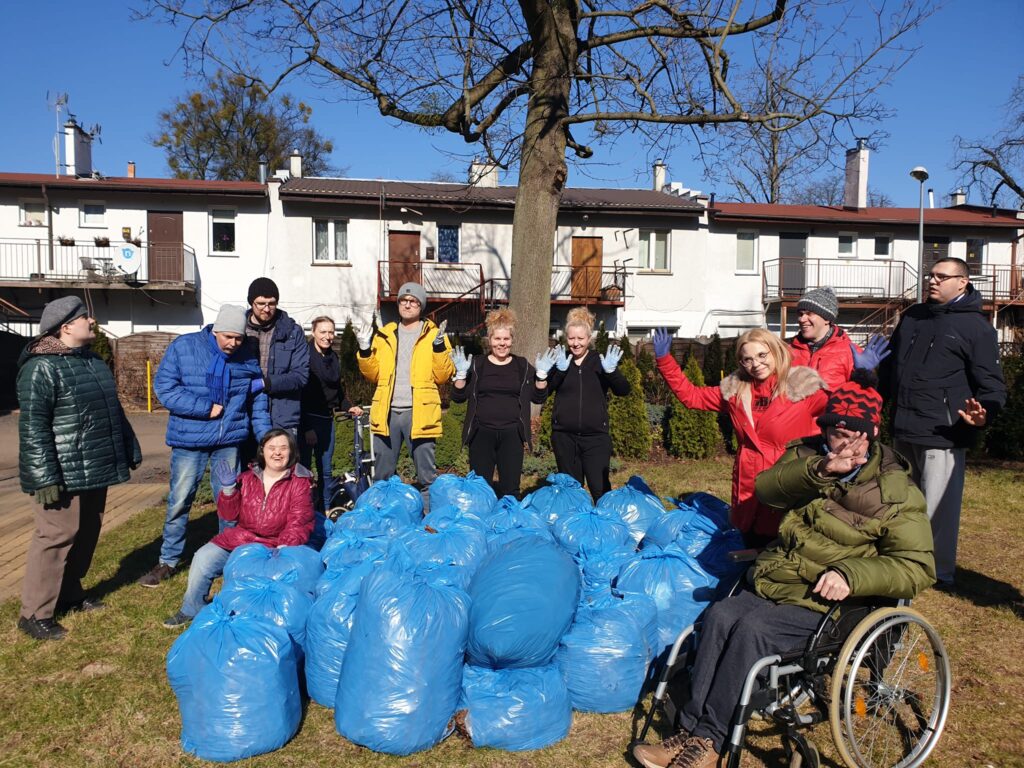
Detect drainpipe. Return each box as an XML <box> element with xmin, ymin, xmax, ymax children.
<box><xmin>42</xmin><ymin>184</ymin><xmax>53</xmax><ymax>273</ymax></box>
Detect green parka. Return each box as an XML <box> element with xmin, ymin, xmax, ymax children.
<box><xmin>752</xmin><ymin>438</ymin><xmax>935</xmax><ymax>614</ymax></box>
<box><xmin>17</xmin><ymin>336</ymin><xmax>141</xmax><ymax>494</ymax></box>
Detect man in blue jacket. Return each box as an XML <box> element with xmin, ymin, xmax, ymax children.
<box><xmin>137</xmin><ymin>305</ymin><xmax>272</xmax><ymax>588</ymax></box>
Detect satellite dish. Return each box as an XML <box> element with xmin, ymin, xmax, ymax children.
<box><xmin>116</xmin><ymin>244</ymin><xmax>143</xmax><ymax>275</ymax></box>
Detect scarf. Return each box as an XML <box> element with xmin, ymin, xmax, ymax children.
<box><xmin>206</xmin><ymin>331</ymin><xmax>232</xmax><ymax>406</ymax></box>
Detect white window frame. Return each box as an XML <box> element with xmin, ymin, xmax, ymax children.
<box><xmin>312</xmin><ymin>218</ymin><xmax>350</xmax><ymax>264</ymax></box>
<box><xmin>837</xmin><ymin>231</ymin><xmax>858</xmax><ymax>260</ymax></box>
<box><xmin>19</xmin><ymin>199</ymin><xmax>46</xmax><ymax>228</ymax></box>
<box><xmin>436</xmin><ymin>224</ymin><xmax>461</xmax><ymax>264</ymax></box>
<box><xmin>79</xmin><ymin>200</ymin><xmax>106</xmax><ymax>228</ymax></box>
<box><xmin>637</xmin><ymin>229</ymin><xmax>670</xmax><ymax>273</ymax></box>
<box><xmin>735</xmin><ymin>230</ymin><xmax>759</xmax><ymax>274</ymax></box>
<box><xmin>872</xmin><ymin>233</ymin><xmax>893</xmax><ymax>260</ymax></box>
<box><xmin>209</xmin><ymin>208</ymin><xmax>237</xmax><ymax>256</ymax></box>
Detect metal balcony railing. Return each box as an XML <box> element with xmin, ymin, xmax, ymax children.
<box><xmin>763</xmin><ymin>259</ymin><xmax>918</xmax><ymax>303</ymax></box>
<box><xmin>0</xmin><ymin>238</ymin><xmax>197</xmax><ymax>287</ymax></box>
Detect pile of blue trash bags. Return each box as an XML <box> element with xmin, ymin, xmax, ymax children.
<box><xmin>166</xmin><ymin>471</ymin><xmax>746</xmax><ymax>761</ymax></box>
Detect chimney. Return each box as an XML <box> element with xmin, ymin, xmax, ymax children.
<box><xmin>842</xmin><ymin>140</ymin><xmax>869</xmax><ymax>209</ymax></box>
<box><xmin>468</xmin><ymin>159</ymin><xmax>499</xmax><ymax>188</ymax></box>
<box><xmin>950</xmin><ymin>188</ymin><xmax>967</xmax><ymax>207</ymax></box>
<box><xmin>258</xmin><ymin>158</ymin><xmax>268</xmax><ymax>184</ymax></box>
<box><xmin>63</xmin><ymin>119</ymin><xmax>94</xmax><ymax>177</ymax></box>
<box><xmin>127</xmin><ymin>161</ymin><xmax>136</xmax><ymax>178</ymax></box>
<box><xmin>928</xmin><ymin>189</ymin><xmax>934</xmax><ymax>209</ymax></box>
<box><xmin>289</xmin><ymin>150</ymin><xmax>302</xmax><ymax>178</ymax></box>
<box><xmin>653</xmin><ymin>160</ymin><xmax>667</xmax><ymax>191</ymax></box>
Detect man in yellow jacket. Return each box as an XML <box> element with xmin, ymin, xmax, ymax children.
<box><xmin>357</xmin><ymin>282</ymin><xmax>455</xmax><ymax>509</ymax></box>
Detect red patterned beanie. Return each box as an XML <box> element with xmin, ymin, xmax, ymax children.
<box><xmin>817</xmin><ymin>369</ymin><xmax>883</xmax><ymax>438</ymax></box>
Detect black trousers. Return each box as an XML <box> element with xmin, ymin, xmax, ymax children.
<box><xmin>550</xmin><ymin>430</ymin><xmax>612</xmax><ymax>502</ymax></box>
<box><xmin>468</xmin><ymin>425</ymin><xmax>525</xmax><ymax>498</ymax></box>
<box><xmin>677</xmin><ymin>589</ymin><xmax>823</xmax><ymax>751</ymax></box>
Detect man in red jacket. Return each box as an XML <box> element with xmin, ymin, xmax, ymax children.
<box><xmin>788</xmin><ymin>286</ymin><xmax>858</xmax><ymax>391</ymax></box>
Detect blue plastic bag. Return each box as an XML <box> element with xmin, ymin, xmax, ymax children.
<box><xmin>459</xmin><ymin>664</ymin><xmax>572</xmax><ymax>751</ymax></box>
<box><xmin>335</xmin><ymin>551</ymin><xmax>470</xmax><ymax>755</ymax></box>
<box><xmin>553</xmin><ymin>506</ymin><xmax>632</xmax><ymax>557</ymax></box>
<box><xmin>352</xmin><ymin>475</ymin><xmax>423</xmax><ymax>519</ymax></box>
<box><xmin>615</xmin><ymin>589</ymin><xmax>661</xmax><ymax>663</ymax></box>
<box><xmin>556</xmin><ymin>595</ymin><xmax>651</xmax><ymax>713</ymax></box>
<box><xmin>223</xmin><ymin>543</ymin><xmax>323</xmax><ymax>597</ymax></box>
<box><xmin>680</xmin><ymin>491</ymin><xmax>732</xmax><ymax>530</ymax></box>
<box><xmin>214</xmin><ymin>575</ymin><xmax>313</xmax><ymax>650</ymax></box>
<box><xmin>484</xmin><ymin>496</ymin><xmax>553</xmax><ymax>551</ymax></box>
<box><xmin>596</xmin><ymin>476</ymin><xmax>666</xmax><ymax>543</ymax></box>
<box><xmin>319</xmin><ymin>529</ymin><xmax>389</xmax><ymax>585</ymax></box>
<box><xmin>396</xmin><ymin>506</ymin><xmax>489</xmax><ymax>587</ymax></box>
<box><xmin>575</xmin><ymin>543</ymin><xmax>637</xmax><ymax>601</ymax></box>
<box><xmin>429</xmin><ymin>471</ymin><xmax>497</xmax><ymax>516</ymax></box>
<box><xmin>166</xmin><ymin>601</ymin><xmax>301</xmax><ymax>762</ymax></box>
<box><xmin>521</xmin><ymin>473</ymin><xmax>593</xmax><ymax>526</ymax></box>
<box><xmin>642</xmin><ymin>503</ymin><xmax>745</xmax><ymax>580</ymax></box>
<box><xmin>466</xmin><ymin>537</ymin><xmax>580</xmax><ymax>669</ymax></box>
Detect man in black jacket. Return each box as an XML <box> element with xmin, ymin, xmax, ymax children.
<box><xmin>880</xmin><ymin>257</ymin><xmax>1006</xmax><ymax>586</ymax></box>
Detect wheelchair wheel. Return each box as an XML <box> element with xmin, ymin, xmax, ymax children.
<box><xmin>829</xmin><ymin>607</ymin><xmax>950</xmax><ymax>768</ymax></box>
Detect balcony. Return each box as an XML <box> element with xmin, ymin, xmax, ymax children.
<box><xmin>0</xmin><ymin>238</ymin><xmax>197</xmax><ymax>291</ymax></box>
<box><xmin>763</xmin><ymin>259</ymin><xmax>918</xmax><ymax>304</ymax></box>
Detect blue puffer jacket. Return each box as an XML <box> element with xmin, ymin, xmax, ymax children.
<box><xmin>155</xmin><ymin>327</ymin><xmax>272</xmax><ymax>449</ymax></box>
<box><xmin>245</xmin><ymin>309</ymin><xmax>309</xmax><ymax>429</ymax></box>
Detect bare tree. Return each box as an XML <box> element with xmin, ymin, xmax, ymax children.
<box><xmin>954</xmin><ymin>76</ymin><xmax>1024</xmax><ymax>208</ymax></box>
<box><xmin>787</xmin><ymin>176</ymin><xmax>893</xmax><ymax>206</ymax></box>
<box><xmin>143</xmin><ymin>0</ymin><xmax>932</xmax><ymax>355</ymax></box>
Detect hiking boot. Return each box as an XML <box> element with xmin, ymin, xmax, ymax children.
<box><xmin>138</xmin><ymin>563</ymin><xmax>176</xmax><ymax>588</ymax></box>
<box><xmin>667</xmin><ymin>737</ymin><xmax>717</xmax><ymax>768</ymax></box>
<box><xmin>633</xmin><ymin>731</ymin><xmax>692</xmax><ymax>768</ymax></box>
<box><xmin>18</xmin><ymin>615</ymin><xmax>67</xmax><ymax>641</ymax></box>
<box><xmin>162</xmin><ymin>611</ymin><xmax>191</xmax><ymax>629</ymax></box>
<box><xmin>57</xmin><ymin>597</ymin><xmax>106</xmax><ymax>614</ymax></box>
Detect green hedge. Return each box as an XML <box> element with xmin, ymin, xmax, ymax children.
<box><xmin>986</xmin><ymin>353</ymin><xmax>1024</xmax><ymax>460</ymax></box>
<box><xmin>609</xmin><ymin>356</ymin><xmax>652</xmax><ymax>460</ymax></box>
<box><xmin>663</xmin><ymin>355</ymin><xmax>720</xmax><ymax>459</ymax></box>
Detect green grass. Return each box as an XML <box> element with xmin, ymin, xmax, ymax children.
<box><xmin>0</xmin><ymin>457</ymin><xmax>1021</xmax><ymax>767</ymax></box>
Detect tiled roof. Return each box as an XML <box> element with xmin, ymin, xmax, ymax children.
<box><xmin>713</xmin><ymin>203</ymin><xmax>1023</xmax><ymax>228</ymax></box>
<box><xmin>280</xmin><ymin>177</ymin><xmax>705</xmax><ymax>213</ymax></box>
<box><xmin>0</xmin><ymin>172</ymin><xmax>266</xmax><ymax>195</ymax></box>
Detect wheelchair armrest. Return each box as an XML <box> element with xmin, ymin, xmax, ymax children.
<box><xmin>728</xmin><ymin>548</ymin><xmax>761</xmax><ymax>563</ymax></box>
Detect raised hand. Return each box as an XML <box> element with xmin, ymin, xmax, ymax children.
<box><xmin>652</xmin><ymin>328</ymin><xmax>672</xmax><ymax>359</ymax></box>
<box><xmin>601</xmin><ymin>344</ymin><xmax>624</xmax><ymax>373</ymax></box>
<box><xmin>822</xmin><ymin>431</ymin><xmax>870</xmax><ymax>475</ymax></box>
<box><xmin>356</xmin><ymin>322</ymin><xmax>374</xmax><ymax>351</ymax></box>
<box><xmin>433</xmin><ymin>319</ymin><xmax>448</xmax><ymax>347</ymax></box>
<box><xmin>554</xmin><ymin>345</ymin><xmax>570</xmax><ymax>371</ymax></box>
<box><xmin>213</xmin><ymin>459</ymin><xmax>238</xmax><ymax>495</ymax></box>
<box><xmin>451</xmin><ymin>346</ymin><xmax>473</xmax><ymax>380</ymax></box>
<box><xmin>958</xmin><ymin>398</ymin><xmax>988</xmax><ymax>427</ymax></box>
<box><xmin>534</xmin><ymin>348</ymin><xmax>558</xmax><ymax>379</ymax></box>
<box><xmin>852</xmin><ymin>335</ymin><xmax>891</xmax><ymax>370</ymax></box>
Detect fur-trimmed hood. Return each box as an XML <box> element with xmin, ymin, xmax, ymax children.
<box><xmin>719</xmin><ymin>365</ymin><xmax>826</xmax><ymax>403</ymax></box>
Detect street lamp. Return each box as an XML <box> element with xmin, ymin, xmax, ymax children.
<box><xmin>910</xmin><ymin>166</ymin><xmax>929</xmax><ymax>302</ymax></box>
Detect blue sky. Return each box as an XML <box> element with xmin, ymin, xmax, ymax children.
<box><xmin>1</xmin><ymin>1</ymin><xmax>1020</xmax><ymax>206</ymax></box>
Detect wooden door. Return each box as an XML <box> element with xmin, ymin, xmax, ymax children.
<box><xmin>571</xmin><ymin>237</ymin><xmax>602</xmax><ymax>300</ymax></box>
<box><xmin>779</xmin><ymin>233</ymin><xmax>808</xmax><ymax>296</ymax></box>
<box><xmin>388</xmin><ymin>231</ymin><xmax>421</xmax><ymax>295</ymax></box>
<box><xmin>147</xmin><ymin>211</ymin><xmax>183</xmax><ymax>282</ymax></box>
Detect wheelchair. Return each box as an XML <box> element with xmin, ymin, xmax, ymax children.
<box><xmin>326</xmin><ymin>409</ymin><xmax>374</xmax><ymax>521</ymax></box>
<box><xmin>633</xmin><ymin>588</ymin><xmax>951</xmax><ymax>768</ymax></box>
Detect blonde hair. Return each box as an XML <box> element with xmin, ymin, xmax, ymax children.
<box><xmin>734</xmin><ymin>328</ymin><xmax>792</xmax><ymax>400</ymax></box>
<box><xmin>564</xmin><ymin>306</ymin><xmax>595</xmax><ymax>336</ymax></box>
<box><xmin>310</xmin><ymin>315</ymin><xmax>335</xmax><ymax>331</ymax></box>
<box><xmin>485</xmin><ymin>308</ymin><xmax>517</xmax><ymax>337</ymax></box>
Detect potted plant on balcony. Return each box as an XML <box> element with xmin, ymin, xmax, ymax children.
<box><xmin>94</xmin><ymin>236</ymin><xmax>110</xmax><ymax>247</ymax></box>
<box><xmin>57</xmin><ymin>235</ymin><xmax>75</xmax><ymax>246</ymax></box>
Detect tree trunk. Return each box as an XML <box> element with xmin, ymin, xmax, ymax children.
<box><xmin>509</xmin><ymin>0</ymin><xmax>577</xmax><ymax>358</ymax></box>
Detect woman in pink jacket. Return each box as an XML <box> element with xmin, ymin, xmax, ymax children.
<box><xmin>162</xmin><ymin>429</ymin><xmax>314</xmax><ymax>627</ymax></box>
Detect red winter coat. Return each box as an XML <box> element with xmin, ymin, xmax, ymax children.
<box><xmin>657</xmin><ymin>355</ymin><xmax>827</xmax><ymax>538</ymax></box>
<box><xmin>212</xmin><ymin>464</ymin><xmax>315</xmax><ymax>550</ymax></box>
<box><xmin>788</xmin><ymin>326</ymin><xmax>858</xmax><ymax>392</ymax></box>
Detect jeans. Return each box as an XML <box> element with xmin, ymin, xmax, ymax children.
<box><xmin>373</xmin><ymin>408</ymin><xmax>437</xmax><ymax>512</ymax></box>
<box><xmin>300</xmin><ymin>413</ymin><xmax>337</xmax><ymax>549</ymax></box>
<box><xmin>180</xmin><ymin>542</ymin><xmax>231</xmax><ymax>617</ymax></box>
<box><xmin>159</xmin><ymin>445</ymin><xmax>239</xmax><ymax>568</ymax></box>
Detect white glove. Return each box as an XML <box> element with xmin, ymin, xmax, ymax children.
<box><xmin>356</xmin><ymin>323</ymin><xmax>373</xmax><ymax>351</ymax></box>
<box><xmin>451</xmin><ymin>347</ymin><xmax>472</xmax><ymax>380</ymax></box>
<box><xmin>433</xmin><ymin>319</ymin><xmax>448</xmax><ymax>347</ymax></box>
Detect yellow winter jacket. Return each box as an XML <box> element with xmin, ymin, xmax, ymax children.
<box><xmin>357</xmin><ymin>320</ymin><xmax>455</xmax><ymax>439</ymax></box>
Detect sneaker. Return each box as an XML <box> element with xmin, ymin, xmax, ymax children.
<box><xmin>667</xmin><ymin>737</ymin><xmax>717</xmax><ymax>768</ymax></box>
<box><xmin>57</xmin><ymin>597</ymin><xmax>106</xmax><ymax>614</ymax></box>
<box><xmin>633</xmin><ymin>731</ymin><xmax>692</xmax><ymax>768</ymax></box>
<box><xmin>162</xmin><ymin>611</ymin><xmax>191</xmax><ymax>629</ymax></box>
<box><xmin>138</xmin><ymin>563</ymin><xmax>176</xmax><ymax>588</ymax></box>
<box><xmin>17</xmin><ymin>615</ymin><xmax>67</xmax><ymax>641</ymax></box>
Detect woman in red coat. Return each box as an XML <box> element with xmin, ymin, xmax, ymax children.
<box><xmin>654</xmin><ymin>328</ymin><xmax>827</xmax><ymax>546</ymax></box>
<box><xmin>162</xmin><ymin>429</ymin><xmax>314</xmax><ymax>627</ymax></box>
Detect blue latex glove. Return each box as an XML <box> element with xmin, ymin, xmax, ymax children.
<box><xmin>852</xmin><ymin>336</ymin><xmax>891</xmax><ymax>370</ymax></box>
<box><xmin>451</xmin><ymin>346</ymin><xmax>472</xmax><ymax>380</ymax></box>
<box><xmin>534</xmin><ymin>348</ymin><xmax>558</xmax><ymax>379</ymax></box>
<box><xmin>554</xmin><ymin>345</ymin><xmax>570</xmax><ymax>371</ymax></box>
<box><xmin>653</xmin><ymin>328</ymin><xmax>672</xmax><ymax>359</ymax></box>
<box><xmin>601</xmin><ymin>344</ymin><xmax>623</xmax><ymax>373</ymax></box>
<box><xmin>213</xmin><ymin>459</ymin><xmax>238</xmax><ymax>494</ymax></box>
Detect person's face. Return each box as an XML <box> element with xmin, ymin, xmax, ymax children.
<box><xmin>263</xmin><ymin>435</ymin><xmax>291</xmax><ymax>472</ymax></box>
<box><xmin>397</xmin><ymin>295</ymin><xmax>422</xmax><ymax>321</ymax></box>
<box><xmin>251</xmin><ymin>296</ymin><xmax>278</xmax><ymax>324</ymax></box>
<box><xmin>312</xmin><ymin>321</ymin><xmax>335</xmax><ymax>351</ymax></box>
<box><xmin>926</xmin><ymin>264</ymin><xmax>969</xmax><ymax>304</ymax></box>
<box><xmin>826</xmin><ymin>426</ymin><xmax>871</xmax><ymax>455</ymax></box>
<box><xmin>214</xmin><ymin>331</ymin><xmax>244</xmax><ymax>354</ymax></box>
<box><xmin>566</xmin><ymin>325</ymin><xmax>591</xmax><ymax>358</ymax></box>
<box><xmin>62</xmin><ymin>314</ymin><xmax>96</xmax><ymax>346</ymax></box>
<box><xmin>797</xmin><ymin>310</ymin><xmax>830</xmax><ymax>343</ymax></box>
<box><xmin>489</xmin><ymin>326</ymin><xmax>513</xmax><ymax>359</ymax></box>
<box><xmin>738</xmin><ymin>341</ymin><xmax>776</xmax><ymax>381</ymax></box>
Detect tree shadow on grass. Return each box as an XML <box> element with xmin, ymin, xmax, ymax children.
<box><xmin>943</xmin><ymin>566</ymin><xmax>1024</xmax><ymax>620</ymax></box>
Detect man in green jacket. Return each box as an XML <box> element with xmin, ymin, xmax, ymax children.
<box><xmin>16</xmin><ymin>296</ymin><xmax>141</xmax><ymax>641</ymax></box>
<box><xmin>633</xmin><ymin>370</ymin><xmax>935</xmax><ymax>768</ymax></box>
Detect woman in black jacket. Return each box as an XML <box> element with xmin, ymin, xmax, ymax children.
<box><xmin>450</xmin><ymin>309</ymin><xmax>556</xmax><ymax>498</ymax></box>
<box><xmin>547</xmin><ymin>306</ymin><xmax>630</xmax><ymax>502</ymax></box>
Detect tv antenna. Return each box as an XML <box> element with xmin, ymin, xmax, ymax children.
<box><xmin>47</xmin><ymin>91</ymin><xmax>69</xmax><ymax>178</ymax></box>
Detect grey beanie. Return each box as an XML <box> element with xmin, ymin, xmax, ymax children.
<box><xmin>39</xmin><ymin>295</ymin><xmax>88</xmax><ymax>336</ymax></box>
<box><xmin>797</xmin><ymin>286</ymin><xmax>838</xmax><ymax>324</ymax></box>
<box><xmin>213</xmin><ymin>304</ymin><xmax>248</xmax><ymax>335</ymax></box>
<box><xmin>397</xmin><ymin>282</ymin><xmax>427</xmax><ymax>308</ymax></box>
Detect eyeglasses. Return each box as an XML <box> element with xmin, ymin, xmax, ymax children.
<box><xmin>739</xmin><ymin>351</ymin><xmax>771</xmax><ymax>368</ymax></box>
<box><xmin>398</xmin><ymin>297</ymin><xmax>421</xmax><ymax>306</ymax></box>
<box><xmin>927</xmin><ymin>272</ymin><xmax>966</xmax><ymax>283</ymax></box>
<box><xmin>253</xmin><ymin>300</ymin><xmax>278</xmax><ymax>310</ymax></box>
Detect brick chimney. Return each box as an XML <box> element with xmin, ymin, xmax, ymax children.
<box><xmin>843</xmin><ymin>140</ymin><xmax>869</xmax><ymax>209</ymax></box>
<box><xmin>950</xmin><ymin>189</ymin><xmax>966</xmax><ymax>207</ymax></box>
<box><xmin>127</xmin><ymin>161</ymin><xmax>136</xmax><ymax>178</ymax></box>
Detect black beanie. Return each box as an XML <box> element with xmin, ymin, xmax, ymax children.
<box><xmin>247</xmin><ymin>277</ymin><xmax>279</xmax><ymax>305</ymax></box>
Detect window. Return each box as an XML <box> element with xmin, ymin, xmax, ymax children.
<box><xmin>873</xmin><ymin>234</ymin><xmax>892</xmax><ymax>259</ymax></box>
<box><xmin>19</xmin><ymin>201</ymin><xmax>45</xmax><ymax>227</ymax></box>
<box><xmin>736</xmin><ymin>231</ymin><xmax>758</xmax><ymax>272</ymax></box>
<box><xmin>437</xmin><ymin>225</ymin><xmax>460</xmax><ymax>264</ymax></box>
<box><xmin>965</xmin><ymin>238</ymin><xmax>985</xmax><ymax>272</ymax></box>
<box><xmin>638</xmin><ymin>230</ymin><xmax>669</xmax><ymax>271</ymax></box>
<box><xmin>838</xmin><ymin>232</ymin><xmax>857</xmax><ymax>259</ymax></box>
<box><xmin>79</xmin><ymin>201</ymin><xmax>106</xmax><ymax>227</ymax></box>
<box><xmin>313</xmin><ymin>219</ymin><xmax>349</xmax><ymax>262</ymax></box>
<box><xmin>210</xmin><ymin>209</ymin><xmax>236</xmax><ymax>254</ymax></box>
